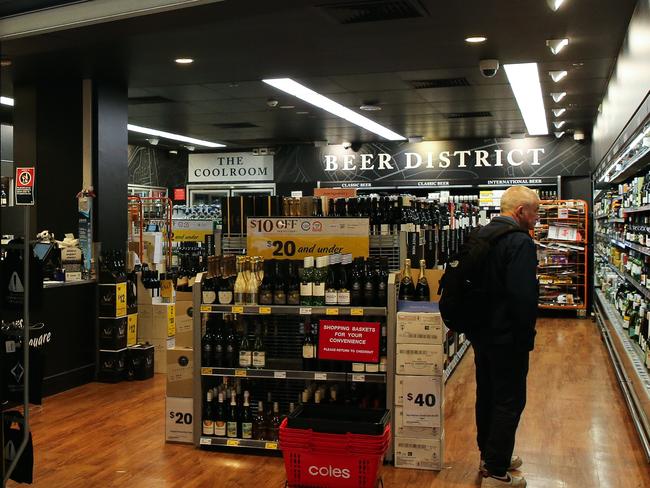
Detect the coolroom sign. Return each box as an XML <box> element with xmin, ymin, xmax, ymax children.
<box><xmin>189</xmin><ymin>152</ymin><xmax>273</xmax><ymax>183</ymax></box>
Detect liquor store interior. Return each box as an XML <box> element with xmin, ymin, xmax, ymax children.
<box><xmin>1</xmin><ymin>1</ymin><xmax>650</xmax><ymax>487</ymax></box>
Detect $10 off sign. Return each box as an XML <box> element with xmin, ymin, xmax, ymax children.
<box><xmin>246</xmin><ymin>217</ymin><xmax>369</xmax><ymax>259</ymax></box>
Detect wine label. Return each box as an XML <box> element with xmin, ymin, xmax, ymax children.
<box><xmin>287</xmin><ymin>292</ymin><xmax>301</xmax><ymax>305</ymax></box>
<box><xmin>234</xmin><ymin>292</ymin><xmax>246</xmax><ymax>304</ymax></box>
<box><xmin>202</xmin><ymin>420</ymin><xmax>215</xmax><ymax>436</ymax></box>
<box><xmin>239</xmin><ymin>351</ymin><xmax>252</xmax><ymax>367</ymax></box>
<box><xmin>202</xmin><ymin>291</ymin><xmax>217</xmax><ymax>304</ymax></box>
<box><xmin>218</xmin><ymin>291</ymin><xmax>233</xmax><ymax>304</ymax></box>
<box><xmin>313</xmin><ymin>282</ymin><xmax>325</xmax><ymax>297</ymax></box>
<box><xmin>259</xmin><ymin>292</ymin><xmax>274</xmax><ymax>305</ymax></box>
<box><xmin>273</xmin><ymin>291</ymin><xmax>287</xmax><ymax>305</ymax></box>
<box><xmin>227</xmin><ymin>422</ymin><xmax>238</xmax><ymax>438</ymax></box>
<box><xmin>325</xmin><ymin>290</ymin><xmax>338</xmax><ymax>305</ymax></box>
<box><xmin>242</xmin><ymin>422</ymin><xmax>253</xmax><ymax>439</ymax></box>
<box><xmin>214</xmin><ymin>420</ymin><xmax>226</xmax><ymax>437</ymax></box>
<box><xmin>302</xmin><ymin>344</ymin><xmax>315</xmax><ymax>359</ymax></box>
<box><xmin>252</xmin><ymin>351</ymin><xmax>266</xmax><ymax>368</ymax></box>
<box><xmin>300</xmin><ymin>283</ymin><xmax>313</xmax><ymax>296</ymax></box>
<box><xmin>337</xmin><ymin>291</ymin><xmax>351</xmax><ymax>305</ymax></box>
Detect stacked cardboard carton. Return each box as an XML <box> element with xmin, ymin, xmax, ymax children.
<box><xmin>394</xmin><ymin>302</ymin><xmax>445</xmax><ymax>471</ymax></box>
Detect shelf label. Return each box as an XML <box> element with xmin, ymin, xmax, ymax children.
<box><xmin>200</xmin><ymin>305</ymin><xmax>211</xmax><ymax>313</ymax></box>
<box><xmin>326</xmin><ymin>308</ymin><xmax>339</xmax><ymax>316</ymax></box>
<box><xmin>351</xmin><ymin>308</ymin><xmax>364</xmax><ymax>316</ymax></box>
<box><xmin>232</xmin><ymin>306</ymin><xmax>244</xmax><ymax>314</ymax></box>
<box><xmin>352</xmin><ymin>374</ymin><xmax>366</xmax><ymax>382</ymax></box>
<box><xmin>201</xmin><ymin>368</ymin><xmax>212</xmax><ymax>375</ymax></box>
<box><xmin>265</xmin><ymin>442</ymin><xmax>278</xmax><ymax>450</ymax></box>
<box><xmin>273</xmin><ymin>371</ymin><xmax>287</xmax><ymax>379</ymax></box>
<box><xmin>314</xmin><ymin>373</ymin><xmax>328</xmax><ymax>381</ymax></box>
<box><xmin>300</xmin><ymin>307</ymin><xmax>312</xmax><ymax>315</ymax></box>
<box><xmin>226</xmin><ymin>439</ymin><xmax>240</xmax><ymax>447</ymax></box>
<box><xmin>235</xmin><ymin>369</ymin><xmax>247</xmax><ymax>377</ymax></box>
<box><xmin>259</xmin><ymin>306</ymin><xmax>272</xmax><ymax>315</ymax></box>
<box><xmin>200</xmin><ymin>438</ymin><xmax>211</xmax><ymax>445</ymax></box>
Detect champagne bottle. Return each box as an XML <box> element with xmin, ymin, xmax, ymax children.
<box><xmin>218</xmin><ymin>256</ymin><xmax>235</xmax><ymax>305</ymax></box>
<box><xmin>415</xmin><ymin>259</ymin><xmax>430</xmax><ymax>301</ymax></box>
<box><xmin>253</xmin><ymin>401</ymin><xmax>266</xmax><ymax>440</ymax></box>
<box><xmin>241</xmin><ymin>391</ymin><xmax>253</xmax><ymax>439</ymax></box>
<box><xmin>270</xmin><ymin>402</ymin><xmax>281</xmax><ymax>441</ymax></box>
<box><xmin>258</xmin><ymin>258</ymin><xmax>274</xmax><ymax>305</ymax></box>
<box><xmin>273</xmin><ymin>260</ymin><xmax>287</xmax><ymax>305</ymax></box>
<box><xmin>234</xmin><ymin>256</ymin><xmax>247</xmax><ymax>305</ymax></box>
<box><xmin>252</xmin><ymin>321</ymin><xmax>266</xmax><ymax>368</ymax></box>
<box><xmin>214</xmin><ymin>392</ymin><xmax>227</xmax><ymax>437</ymax></box>
<box><xmin>225</xmin><ymin>317</ymin><xmax>237</xmax><ymax>367</ymax></box>
<box><xmin>227</xmin><ymin>391</ymin><xmax>238</xmax><ymax>438</ymax></box>
<box><xmin>350</xmin><ymin>258</ymin><xmax>364</xmax><ymax>306</ymax></box>
<box><xmin>286</xmin><ymin>260</ymin><xmax>301</xmax><ymax>305</ymax></box>
<box><xmin>399</xmin><ymin>258</ymin><xmax>415</xmax><ymax>301</ymax></box>
<box><xmin>212</xmin><ymin>317</ymin><xmax>225</xmax><ymax>367</ymax></box>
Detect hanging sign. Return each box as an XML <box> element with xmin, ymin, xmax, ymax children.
<box><xmin>317</xmin><ymin>319</ymin><xmax>380</xmax><ymax>363</ymax></box>
<box><xmin>188</xmin><ymin>152</ymin><xmax>274</xmax><ymax>183</ymax></box>
<box><xmin>246</xmin><ymin>217</ymin><xmax>369</xmax><ymax>259</ymax></box>
<box><xmin>171</xmin><ymin>220</ymin><xmax>214</xmax><ymax>242</ymax></box>
<box><xmin>15</xmin><ymin>167</ymin><xmax>35</xmax><ymax>205</ymax></box>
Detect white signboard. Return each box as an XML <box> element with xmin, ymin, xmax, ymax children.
<box><xmin>189</xmin><ymin>152</ymin><xmax>273</xmax><ymax>183</ymax></box>
<box><xmin>402</xmin><ymin>375</ymin><xmax>442</xmax><ymax>427</ymax></box>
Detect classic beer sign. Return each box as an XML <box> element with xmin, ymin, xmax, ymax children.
<box><xmin>189</xmin><ymin>152</ymin><xmax>273</xmax><ymax>183</ymax></box>
<box><xmin>323</xmin><ymin>147</ymin><xmax>546</xmax><ymax>172</ymax></box>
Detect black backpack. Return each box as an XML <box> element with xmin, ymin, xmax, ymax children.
<box><xmin>438</xmin><ymin>225</ymin><xmax>527</xmax><ymax>334</ymax></box>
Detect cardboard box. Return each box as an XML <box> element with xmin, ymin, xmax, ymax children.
<box><xmin>397</xmin><ymin>311</ymin><xmax>444</xmax><ymax>344</ymax></box>
<box><xmin>138</xmin><ymin>303</ymin><xmax>175</xmax><ymax>339</ymax></box>
<box><xmin>167</xmin><ymin>347</ymin><xmax>194</xmax><ymax>398</ymax></box>
<box><xmin>99</xmin><ymin>317</ymin><xmax>128</xmax><ymax>350</ymax></box>
<box><xmin>127</xmin><ymin>343</ymin><xmax>154</xmax><ymax>380</ymax></box>
<box><xmin>396</xmin><ymin>344</ymin><xmax>444</xmax><ymax>376</ymax></box>
<box><xmin>394</xmin><ymin>435</ymin><xmax>444</xmax><ymax>471</ymax></box>
<box><xmin>165</xmin><ymin>396</ymin><xmax>194</xmax><ymax>444</ymax></box>
<box><xmin>175</xmin><ymin>300</ymin><xmax>194</xmax><ymax>348</ymax></box>
<box><xmin>98</xmin><ymin>348</ymin><xmax>127</xmax><ymax>383</ymax></box>
<box><xmin>141</xmin><ymin>336</ymin><xmax>176</xmax><ymax>374</ymax></box>
<box><xmin>98</xmin><ymin>283</ymin><xmax>127</xmax><ymax>318</ymax></box>
<box><xmin>394</xmin><ymin>406</ymin><xmax>444</xmax><ymax>436</ymax></box>
<box><xmin>127</xmin><ymin>313</ymin><xmax>138</xmax><ymax>347</ymax></box>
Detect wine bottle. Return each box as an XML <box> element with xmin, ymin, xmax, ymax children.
<box><xmin>399</xmin><ymin>258</ymin><xmax>415</xmax><ymax>300</ymax></box>
<box><xmin>202</xmin><ymin>319</ymin><xmax>215</xmax><ymax>367</ymax></box>
<box><xmin>286</xmin><ymin>260</ymin><xmax>301</xmax><ymax>305</ymax></box>
<box><xmin>234</xmin><ymin>256</ymin><xmax>247</xmax><ymax>305</ymax></box>
<box><xmin>325</xmin><ymin>254</ymin><xmax>339</xmax><ymax>306</ymax></box>
<box><xmin>270</xmin><ymin>402</ymin><xmax>281</xmax><ymax>441</ymax></box>
<box><xmin>252</xmin><ymin>321</ymin><xmax>266</xmax><ymax>368</ymax></box>
<box><xmin>224</xmin><ymin>317</ymin><xmax>238</xmax><ymax>367</ymax></box>
<box><xmin>227</xmin><ymin>391</ymin><xmax>238</xmax><ymax>438</ymax></box>
<box><xmin>312</xmin><ymin>256</ymin><xmax>327</xmax><ymax>306</ymax></box>
<box><xmin>214</xmin><ymin>391</ymin><xmax>226</xmax><ymax>437</ymax></box>
<box><xmin>245</xmin><ymin>257</ymin><xmax>259</xmax><ymax>305</ymax></box>
<box><xmin>273</xmin><ymin>260</ymin><xmax>287</xmax><ymax>305</ymax></box>
<box><xmin>377</xmin><ymin>257</ymin><xmax>389</xmax><ymax>307</ymax></box>
<box><xmin>218</xmin><ymin>256</ymin><xmax>235</xmax><ymax>305</ymax></box>
<box><xmin>258</xmin><ymin>258</ymin><xmax>274</xmax><ymax>305</ymax></box>
<box><xmin>240</xmin><ymin>391</ymin><xmax>253</xmax><ymax>439</ymax></box>
<box><xmin>212</xmin><ymin>316</ymin><xmax>225</xmax><ymax>367</ymax></box>
<box><xmin>350</xmin><ymin>258</ymin><xmax>364</xmax><ymax>306</ymax></box>
<box><xmin>363</xmin><ymin>257</ymin><xmax>377</xmax><ymax>307</ymax></box>
<box><xmin>337</xmin><ymin>254</ymin><xmax>352</xmax><ymax>305</ymax></box>
<box><xmin>415</xmin><ymin>259</ymin><xmax>430</xmax><ymax>301</ymax></box>
<box><xmin>238</xmin><ymin>322</ymin><xmax>252</xmax><ymax>368</ymax></box>
<box><xmin>300</xmin><ymin>257</ymin><xmax>315</xmax><ymax>306</ymax></box>
<box><xmin>302</xmin><ymin>319</ymin><xmax>316</xmax><ymax>370</ymax></box>
<box><xmin>253</xmin><ymin>401</ymin><xmax>266</xmax><ymax>440</ymax></box>
<box><xmin>203</xmin><ymin>390</ymin><xmax>215</xmax><ymax>435</ymax></box>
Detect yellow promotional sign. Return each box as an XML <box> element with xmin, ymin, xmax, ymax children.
<box><xmin>160</xmin><ymin>280</ymin><xmax>174</xmax><ymax>300</ymax></box>
<box><xmin>172</xmin><ymin>219</ymin><xmax>213</xmax><ymax>242</ymax></box>
<box><xmin>167</xmin><ymin>304</ymin><xmax>176</xmax><ymax>337</ymax></box>
<box><xmin>116</xmin><ymin>283</ymin><xmax>127</xmax><ymax>317</ymax></box>
<box><xmin>247</xmin><ymin>217</ymin><xmax>370</xmax><ymax>259</ymax></box>
<box><xmin>127</xmin><ymin>314</ymin><xmax>138</xmax><ymax>346</ymax></box>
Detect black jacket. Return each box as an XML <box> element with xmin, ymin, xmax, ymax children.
<box><xmin>468</xmin><ymin>216</ymin><xmax>538</xmax><ymax>351</ymax></box>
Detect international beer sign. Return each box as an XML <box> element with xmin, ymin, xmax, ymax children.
<box><xmin>246</xmin><ymin>217</ymin><xmax>370</xmax><ymax>259</ymax></box>
<box><xmin>15</xmin><ymin>167</ymin><xmax>35</xmax><ymax>205</ymax></box>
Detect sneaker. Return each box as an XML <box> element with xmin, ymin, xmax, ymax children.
<box><xmin>479</xmin><ymin>456</ymin><xmax>523</xmax><ymax>476</ymax></box>
<box><xmin>481</xmin><ymin>473</ymin><xmax>527</xmax><ymax>487</ymax></box>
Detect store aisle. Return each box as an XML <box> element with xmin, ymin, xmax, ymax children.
<box><xmin>8</xmin><ymin>317</ymin><xmax>650</xmax><ymax>488</ymax></box>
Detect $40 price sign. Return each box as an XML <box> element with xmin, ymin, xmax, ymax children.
<box><xmin>402</xmin><ymin>376</ymin><xmax>442</xmax><ymax>428</ymax></box>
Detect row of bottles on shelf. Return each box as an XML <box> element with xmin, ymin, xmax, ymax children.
<box><xmin>620</xmin><ymin>173</ymin><xmax>650</xmax><ymax>209</ymax></box>
<box><xmin>99</xmin><ymin>250</ymin><xmax>128</xmax><ymax>282</ymax></box>
<box><xmin>597</xmin><ymin>261</ymin><xmax>650</xmax><ymax>369</ymax></box>
<box><xmin>201</xmin><ymin>314</ymin><xmax>387</xmax><ymax>374</ymax></box>
<box><xmin>202</xmin><ymin>254</ymin><xmax>391</xmax><ymax>307</ymax></box>
<box><xmin>594</xmin><ymin>192</ymin><xmax>622</xmax><ymax>218</ymax></box>
<box><xmin>201</xmin><ymin>379</ymin><xmax>385</xmax><ymax>440</ymax></box>
<box><xmin>173</xmin><ymin>204</ymin><xmax>222</xmax><ymax>221</ymax></box>
<box><xmin>537</xmin><ymin>190</ymin><xmax>559</xmax><ymax>201</ymax></box>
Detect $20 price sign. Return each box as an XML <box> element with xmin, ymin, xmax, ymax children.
<box><xmin>247</xmin><ymin>217</ymin><xmax>369</xmax><ymax>260</ymax></box>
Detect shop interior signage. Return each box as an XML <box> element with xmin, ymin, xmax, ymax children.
<box><xmin>189</xmin><ymin>152</ymin><xmax>274</xmax><ymax>183</ymax></box>
<box><xmin>317</xmin><ymin>319</ymin><xmax>380</xmax><ymax>363</ymax></box>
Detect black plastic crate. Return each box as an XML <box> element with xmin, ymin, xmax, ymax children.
<box><xmin>287</xmin><ymin>404</ymin><xmax>390</xmax><ymax>435</ymax></box>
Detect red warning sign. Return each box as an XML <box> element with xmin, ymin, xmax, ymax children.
<box><xmin>15</xmin><ymin>167</ymin><xmax>35</xmax><ymax>205</ymax></box>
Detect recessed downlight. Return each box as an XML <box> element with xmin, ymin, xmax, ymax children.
<box><xmin>554</xmin><ymin>131</ymin><xmax>565</xmax><ymax>138</ymax></box>
<box><xmin>174</xmin><ymin>58</ymin><xmax>194</xmax><ymax>64</ymax></box>
<box><xmin>546</xmin><ymin>38</ymin><xmax>569</xmax><ymax>55</ymax></box>
<box><xmin>465</xmin><ymin>36</ymin><xmax>487</xmax><ymax>43</ymax></box>
<box><xmin>552</xmin><ymin>108</ymin><xmax>566</xmax><ymax>117</ymax></box>
<box><xmin>551</xmin><ymin>92</ymin><xmax>567</xmax><ymax>103</ymax></box>
<box><xmin>548</xmin><ymin>0</ymin><xmax>566</xmax><ymax>11</ymax></box>
<box><xmin>549</xmin><ymin>70</ymin><xmax>568</xmax><ymax>82</ymax></box>
<box><xmin>553</xmin><ymin>120</ymin><xmax>566</xmax><ymax>129</ymax></box>
<box><xmin>279</xmin><ymin>105</ymin><xmax>295</xmax><ymax>109</ymax></box>
<box><xmin>0</xmin><ymin>96</ymin><xmax>14</xmax><ymax>106</ymax></box>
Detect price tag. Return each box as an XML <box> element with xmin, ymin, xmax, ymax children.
<box><xmin>265</xmin><ymin>442</ymin><xmax>278</xmax><ymax>450</ymax></box>
<box><xmin>235</xmin><ymin>369</ymin><xmax>247</xmax><ymax>377</ymax></box>
<box><xmin>161</xmin><ymin>279</ymin><xmax>174</xmax><ymax>299</ymax></box>
<box><xmin>273</xmin><ymin>371</ymin><xmax>287</xmax><ymax>379</ymax></box>
<box><xmin>259</xmin><ymin>307</ymin><xmax>272</xmax><ymax>315</ymax></box>
<box><xmin>201</xmin><ymin>368</ymin><xmax>212</xmax><ymax>375</ymax></box>
<box><xmin>299</xmin><ymin>307</ymin><xmax>312</xmax><ymax>315</ymax></box>
<box><xmin>200</xmin><ymin>438</ymin><xmax>211</xmax><ymax>445</ymax></box>
<box><xmin>226</xmin><ymin>439</ymin><xmax>240</xmax><ymax>447</ymax></box>
<box><xmin>200</xmin><ymin>305</ymin><xmax>211</xmax><ymax>313</ymax></box>
<box><xmin>314</xmin><ymin>373</ymin><xmax>328</xmax><ymax>381</ymax></box>
<box><xmin>402</xmin><ymin>376</ymin><xmax>441</xmax><ymax>428</ymax></box>
<box><xmin>352</xmin><ymin>374</ymin><xmax>365</xmax><ymax>382</ymax></box>
<box><xmin>326</xmin><ymin>308</ymin><xmax>339</xmax><ymax>316</ymax></box>
<box><xmin>351</xmin><ymin>308</ymin><xmax>364</xmax><ymax>316</ymax></box>
<box><xmin>232</xmin><ymin>306</ymin><xmax>244</xmax><ymax>314</ymax></box>
<box><xmin>558</xmin><ymin>207</ymin><xmax>569</xmax><ymax>219</ymax></box>
<box><xmin>5</xmin><ymin>340</ymin><xmax>16</xmax><ymax>353</ymax></box>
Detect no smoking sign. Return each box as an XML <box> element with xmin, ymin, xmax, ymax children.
<box><xmin>15</xmin><ymin>167</ymin><xmax>35</xmax><ymax>205</ymax></box>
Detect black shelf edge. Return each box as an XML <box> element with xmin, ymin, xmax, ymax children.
<box><xmin>200</xmin><ymin>367</ymin><xmax>387</xmax><ymax>383</ymax></box>
<box><xmin>199</xmin><ymin>304</ymin><xmax>388</xmax><ymax>317</ymax></box>
<box><xmin>623</xmin><ymin>205</ymin><xmax>650</xmax><ymax>214</ymax></box>
<box><xmin>199</xmin><ymin>436</ymin><xmax>279</xmax><ymax>450</ymax></box>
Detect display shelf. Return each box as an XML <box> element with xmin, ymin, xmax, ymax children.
<box><xmin>199</xmin><ymin>304</ymin><xmax>388</xmax><ymax>317</ymax></box>
<box><xmin>625</xmin><ymin>241</ymin><xmax>650</xmax><ymax>257</ymax></box>
<box><xmin>605</xmin><ymin>146</ymin><xmax>650</xmax><ymax>185</ymax></box>
<box><xmin>199</xmin><ymin>436</ymin><xmax>279</xmax><ymax>450</ymax></box>
<box><xmin>609</xmin><ymin>218</ymin><xmax>626</xmax><ymax>223</ymax></box>
<box><xmin>443</xmin><ymin>340</ymin><xmax>470</xmax><ymax>383</ymax></box>
<box><xmin>623</xmin><ymin>205</ymin><xmax>650</xmax><ymax>214</ymax></box>
<box><xmin>601</xmin><ymin>259</ymin><xmax>650</xmax><ymax>301</ymax></box>
<box><xmin>200</xmin><ymin>367</ymin><xmax>386</xmax><ymax>383</ymax></box>
<box><xmin>595</xmin><ymin>214</ymin><xmax>609</xmax><ymax>220</ymax></box>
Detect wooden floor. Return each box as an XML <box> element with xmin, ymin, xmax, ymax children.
<box><xmin>7</xmin><ymin>317</ymin><xmax>650</xmax><ymax>488</ymax></box>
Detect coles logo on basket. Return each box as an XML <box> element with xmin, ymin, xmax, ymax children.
<box><xmin>308</xmin><ymin>465</ymin><xmax>351</xmax><ymax>479</ymax></box>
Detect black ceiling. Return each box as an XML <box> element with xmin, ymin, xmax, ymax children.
<box><xmin>0</xmin><ymin>0</ymin><xmax>639</xmax><ymax>149</ymax></box>
<box><xmin>0</xmin><ymin>0</ymin><xmax>86</xmax><ymax>18</ymax></box>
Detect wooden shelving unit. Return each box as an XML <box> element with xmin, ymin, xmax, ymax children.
<box><xmin>534</xmin><ymin>200</ymin><xmax>588</xmax><ymax>312</ymax></box>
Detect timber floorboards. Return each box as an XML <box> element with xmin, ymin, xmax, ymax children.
<box><xmin>7</xmin><ymin>317</ymin><xmax>650</xmax><ymax>487</ymax></box>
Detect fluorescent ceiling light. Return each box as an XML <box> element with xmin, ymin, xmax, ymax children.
<box><xmin>549</xmin><ymin>70</ymin><xmax>568</xmax><ymax>82</ymax></box>
<box><xmin>551</xmin><ymin>92</ymin><xmax>566</xmax><ymax>103</ymax></box>
<box><xmin>504</xmin><ymin>63</ymin><xmax>549</xmax><ymax>136</ymax></box>
<box><xmin>548</xmin><ymin>0</ymin><xmax>566</xmax><ymax>11</ymax></box>
<box><xmin>553</xmin><ymin>120</ymin><xmax>566</xmax><ymax>129</ymax></box>
<box><xmin>552</xmin><ymin>108</ymin><xmax>566</xmax><ymax>117</ymax></box>
<box><xmin>465</xmin><ymin>36</ymin><xmax>487</xmax><ymax>43</ymax></box>
<box><xmin>127</xmin><ymin>124</ymin><xmax>225</xmax><ymax>148</ymax></box>
<box><xmin>262</xmin><ymin>78</ymin><xmax>405</xmax><ymax>141</ymax></box>
<box><xmin>0</xmin><ymin>96</ymin><xmax>14</xmax><ymax>106</ymax></box>
<box><xmin>174</xmin><ymin>58</ymin><xmax>194</xmax><ymax>64</ymax></box>
<box><xmin>554</xmin><ymin>131</ymin><xmax>565</xmax><ymax>138</ymax></box>
<box><xmin>546</xmin><ymin>38</ymin><xmax>569</xmax><ymax>55</ymax></box>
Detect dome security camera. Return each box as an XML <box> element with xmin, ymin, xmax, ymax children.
<box><xmin>342</xmin><ymin>141</ymin><xmax>352</xmax><ymax>150</ymax></box>
<box><xmin>146</xmin><ymin>138</ymin><xmax>159</xmax><ymax>146</ymax></box>
<box><xmin>479</xmin><ymin>59</ymin><xmax>500</xmax><ymax>78</ymax></box>
<box><xmin>267</xmin><ymin>98</ymin><xmax>279</xmax><ymax>108</ymax></box>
